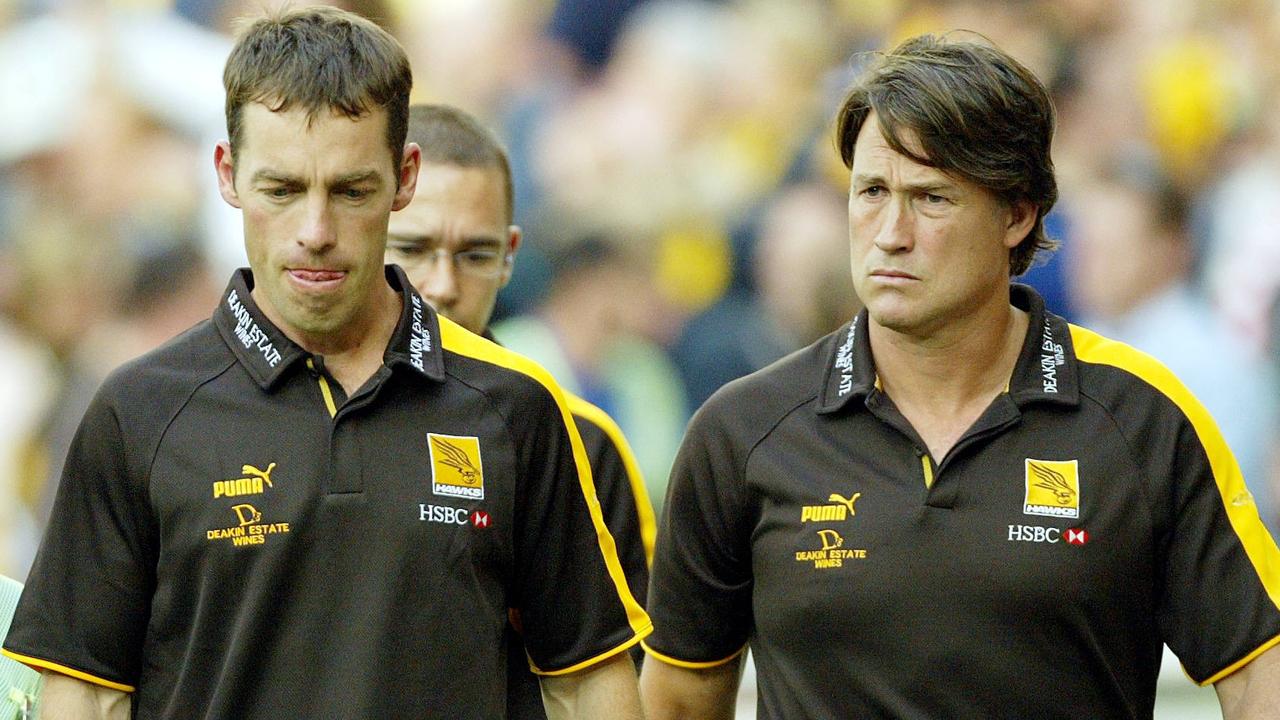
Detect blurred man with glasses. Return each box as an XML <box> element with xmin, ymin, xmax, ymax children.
<box><xmin>386</xmin><ymin>121</ymin><xmax>518</xmax><ymax>338</ymax></box>
<box><xmin>387</xmin><ymin>104</ymin><xmax>656</xmax><ymax>720</ymax></box>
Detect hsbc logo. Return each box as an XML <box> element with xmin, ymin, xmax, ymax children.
<box><xmin>419</xmin><ymin>504</ymin><xmax>494</xmax><ymax>529</ymax></box>
<box><xmin>419</xmin><ymin>503</ymin><xmax>470</xmax><ymax>525</ymax></box>
<box><xmin>1007</xmin><ymin>525</ymin><xmax>1089</xmax><ymax>545</ymax></box>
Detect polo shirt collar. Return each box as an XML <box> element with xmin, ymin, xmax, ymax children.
<box><xmin>816</xmin><ymin>283</ymin><xmax>1079</xmax><ymax>415</ymax></box>
<box><xmin>817</xmin><ymin>312</ymin><xmax>875</xmax><ymax>413</ymax></box>
<box><xmin>382</xmin><ymin>264</ymin><xmax>446</xmax><ymax>381</ymax></box>
<box><xmin>213</xmin><ymin>266</ymin><xmax>446</xmax><ymax>390</ymax></box>
<box><xmin>1006</xmin><ymin>283</ymin><xmax>1079</xmax><ymax>407</ymax></box>
<box><xmin>212</xmin><ymin>269</ymin><xmax>305</xmax><ymax>390</ymax></box>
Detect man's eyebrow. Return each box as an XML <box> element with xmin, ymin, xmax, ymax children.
<box><xmin>851</xmin><ymin>173</ymin><xmax>956</xmax><ymax>193</ymax></box>
<box><xmin>851</xmin><ymin>173</ymin><xmax>889</xmax><ymax>187</ymax></box>
<box><xmin>460</xmin><ymin>236</ymin><xmax>504</xmax><ymax>248</ymax></box>
<box><xmin>905</xmin><ymin>181</ymin><xmax>956</xmax><ymax>194</ymax></box>
<box><xmin>248</xmin><ymin>170</ymin><xmax>385</xmax><ymax>186</ymax></box>
<box><xmin>250</xmin><ymin>170</ymin><xmax>302</xmax><ymax>185</ymax></box>
<box><xmin>331</xmin><ymin>170</ymin><xmax>382</xmax><ymax>186</ymax></box>
<box><xmin>387</xmin><ymin>232</ymin><xmax>433</xmax><ymax>244</ymax></box>
<box><xmin>386</xmin><ymin>234</ymin><xmax>504</xmax><ymax>249</ymax></box>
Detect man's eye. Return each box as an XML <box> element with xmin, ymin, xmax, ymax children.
<box><xmin>268</xmin><ymin>187</ymin><xmax>293</xmax><ymax>198</ymax></box>
<box><xmin>388</xmin><ymin>243</ymin><xmax>424</xmax><ymax>256</ymax></box>
<box><xmin>458</xmin><ymin>250</ymin><xmax>501</xmax><ymax>268</ymax></box>
<box><xmin>862</xmin><ymin>186</ymin><xmax>885</xmax><ymax>198</ymax></box>
<box><xmin>341</xmin><ymin>188</ymin><xmax>369</xmax><ymax>200</ymax></box>
<box><xmin>923</xmin><ymin>193</ymin><xmax>948</xmax><ymax>204</ymax></box>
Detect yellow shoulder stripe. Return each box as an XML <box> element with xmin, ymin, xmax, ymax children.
<box><xmin>438</xmin><ymin>316</ymin><xmax>650</xmax><ymax>636</ymax></box>
<box><xmin>1069</xmin><ymin>324</ymin><xmax>1280</xmax><ymax>610</ymax></box>
<box><xmin>1</xmin><ymin>649</ymin><xmax>136</xmax><ymax>692</ymax></box>
<box><xmin>566</xmin><ymin>394</ymin><xmax>657</xmax><ymax>566</ymax></box>
<box><xmin>641</xmin><ymin>640</ymin><xmax>748</xmax><ymax>669</ymax></box>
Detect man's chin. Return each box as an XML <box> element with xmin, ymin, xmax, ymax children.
<box><xmin>865</xmin><ymin>300</ymin><xmax>920</xmax><ymax>333</ymax></box>
<box><xmin>280</xmin><ymin>300</ymin><xmax>353</xmax><ymax>338</ymax></box>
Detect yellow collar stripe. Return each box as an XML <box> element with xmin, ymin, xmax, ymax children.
<box><xmin>306</xmin><ymin>358</ymin><xmax>338</xmax><ymax>418</ymax></box>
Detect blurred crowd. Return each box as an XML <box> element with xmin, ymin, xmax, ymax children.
<box><xmin>1</xmin><ymin>0</ymin><xmax>1279</xmax><ymax>580</ymax></box>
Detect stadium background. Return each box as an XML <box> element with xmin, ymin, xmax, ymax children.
<box><xmin>0</xmin><ymin>0</ymin><xmax>1276</xmax><ymax>715</ymax></box>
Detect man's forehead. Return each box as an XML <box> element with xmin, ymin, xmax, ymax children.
<box><xmin>406</xmin><ymin>163</ymin><xmax>507</xmax><ymax>214</ymax></box>
<box><xmin>237</xmin><ymin>101</ymin><xmax>387</xmax><ymax>146</ymax></box>
<box><xmin>236</xmin><ymin>103</ymin><xmax>392</xmax><ymax>175</ymax></box>
<box><xmin>416</xmin><ymin>162</ymin><xmax>505</xmax><ymax>191</ymax></box>
<box><xmin>852</xmin><ymin>114</ymin><xmax>957</xmax><ymax>183</ymax></box>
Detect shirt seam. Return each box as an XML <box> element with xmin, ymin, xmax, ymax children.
<box><xmin>144</xmin><ymin>357</ymin><xmax>240</xmax><ymax>511</ymax></box>
<box><xmin>1073</xmin><ymin>380</ymin><xmax>1161</xmax><ymax>545</ymax></box>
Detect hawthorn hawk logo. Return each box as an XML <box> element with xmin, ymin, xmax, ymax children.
<box><xmin>1023</xmin><ymin>459</ymin><xmax>1080</xmax><ymax>519</ymax></box>
<box><xmin>429</xmin><ymin>434</ymin><xmax>485</xmax><ymax>500</ymax></box>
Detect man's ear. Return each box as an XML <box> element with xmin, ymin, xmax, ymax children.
<box><xmin>1004</xmin><ymin>199</ymin><xmax>1038</xmax><ymax>249</ymax></box>
<box><xmin>392</xmin><ymin>142</ymin><xmax>421</xmax><ymax>211</ymax></box>
<box><xmin>214</xmin><ymin>141</ymin><xmax>241</xmax><ymax>209</ymax></box>
<box><xmin>499</xmin><ymin>225</ymin><xmax>523</xmax><ymax>287</ymax></box>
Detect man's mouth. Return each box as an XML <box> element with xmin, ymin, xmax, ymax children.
<box><xmin>288</xmin><ymin>268</ymin><xmax>348</xmax><ymax>290</ymax></box>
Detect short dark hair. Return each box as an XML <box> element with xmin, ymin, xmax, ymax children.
<box><xmin>407</xmin><ymin>104</ymin><xmax>514</xmax><ymax>224</ymax></box>
<box><xmin>835</xmin><ymin>33</ymin><xmax>1058</xmax><ymax>276</ymax></box>
<box><xmin>223</xmin><ymin>5</ymin><xmax>412</xmax><ymax>177</ymax></box>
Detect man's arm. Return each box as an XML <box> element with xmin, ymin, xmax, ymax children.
<box><xmin>1215</xmin><ymin>643</ymin><xmax>1280</xmax><ymax>718</ymax></box>
<box><xmin>39</xmin><ymin>672</ymin><xmax>131</xmax><ymax>720</ymax></box>
<box><xmin>640</xmin><ymin>654</ymin><xmax>741</xmax><ymax>720</ymax></box>
<box><xmin>540</xmin><ymin>653</ymin><xmax>642</xmax><ymax>720</ymax></box>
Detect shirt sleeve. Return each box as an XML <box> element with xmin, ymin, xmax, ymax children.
<box><xmin>2</xmin><ymin>383</ymin><xmax>157</xmax><ymax>691</ymax></box>
<box><xmin>510</xmin><ymin>381</ymin><xmax>651</xmax><ymax>675</ymax></box>
<box><xmin>1147</xmin><ymin>383</ymin><xmax>1280</xmax><ymax>684</ymax></box>
<box><xmin>643</xmin><ymin>398</ymin><xmax>754</xmax><ymax>667</ymax></box>
<box><xmin>568</xmin><ymin>397</ymin><xmax>655</xmax><ymax>607</ymax></box>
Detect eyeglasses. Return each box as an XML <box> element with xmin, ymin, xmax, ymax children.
<box><xmin>387</xmin><ymin>239</ymin><xmax>511</xmax><ymax>279</ymax></box>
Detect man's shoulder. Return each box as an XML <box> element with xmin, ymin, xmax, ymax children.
<box><xmin>68</xmin><ymin>319</ymin><xmax>236</xmax><ymax>458</ymax></box>
<box><xmin>563</xmin><ymin>393</ymin><xmax>642</xmax><ymax>483</ymax></box>
<box><xmin>1068</xmin><ymin>322</ymin><xmax>1196</xmax><ymax>407</ymax></box>
<box><xmin>1066</xmin><ymin>322</ymin><xmax>1218</xmax><ymax>441</ymax></box>
<box><xmin>692</xmin><ymin>329</ymin><xmax>835</xmax><ymax>439</ymax></box>
<box><xmin>439</xmin><ymin>316</ymin><xmax>568</xmax><ymax>411</ymax></box>
<box><xmin>97</xmin><ymin>319</ymin><xmax>234</xmax><ymax>407</ymax></box>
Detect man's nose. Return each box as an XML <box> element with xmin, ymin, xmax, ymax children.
<box><xmin>297</xmin><ymin>196</ymin><xmax>337</xmax><ymax>253</ymax></box>
<box><xmin>873</xmin><ymin>198</ymin><xmax>914</xmax><ymax>253</ymax></box>
<box><xmin>419</xmin><ymin>250</ymin><xmax>460</xmax><ymax>305</ymax></box>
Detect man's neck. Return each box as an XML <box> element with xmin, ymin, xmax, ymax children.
<box><xmin>870</xmin><ymin>299</ymin><xmax>1029</xmax><ymax>459</ymax></box>
<box><xmin>269</xmin><ymin>284</ymin><xmax>402</xmax><ymax>397</ymax></box>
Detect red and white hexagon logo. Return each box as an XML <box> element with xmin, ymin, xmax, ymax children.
<box><xmin>1064</xmin><ymin>528</ymin><xmax>1089</xmax><ymax>545</ymax></box>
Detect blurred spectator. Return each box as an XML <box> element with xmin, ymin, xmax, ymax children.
<box><xmin>1202</xmin><ymin>154</ymin><xmax>1280</xmax><ymax>357</ymax></box>
<box><xmin>1066</xmin><ymin>151</ymin><xmax>1279</xmax><ymax>530</ymax></box>
<box><xmin>30</xmin><ymin>233</ymin><xmax>217</xmax><ymax>488</ymax></box>
<box><xmin>0</xmin><ymin>271</ymin><xmax>55</xmax><ymax>582</ymax></box>
<box><xmin>494</xmin><ymin>236</ymin><xmax>688</xmax><ymax>510</ymax></box>
<box><xmin>675</xmin><ymin>181</ymin><xmax>860</xmax><ymax>412</ymax></box>
<box><xmin>545</xmin><ymin>0</ymin><xmax>651</xmax><ymax>72</ymax></box>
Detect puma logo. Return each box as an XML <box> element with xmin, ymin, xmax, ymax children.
<box><xmin>828</xmin><ymin>492</ymin><xmax>862</xmax><ymax>516</ymax></box>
